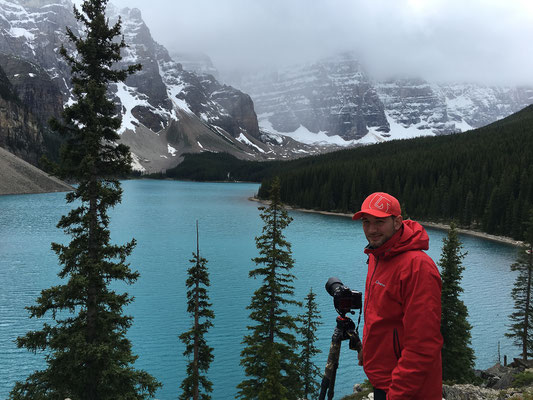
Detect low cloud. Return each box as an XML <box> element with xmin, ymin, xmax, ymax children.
<box><xmin>106</xmin><ymin>0</ymin><xmax>533</xmax><ymax>86</ymax></box>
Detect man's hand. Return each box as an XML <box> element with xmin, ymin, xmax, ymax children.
<box><xmin>353</xmin><ymin>340</ymin><xmax>363</xmax><ymax>366</ymax></box>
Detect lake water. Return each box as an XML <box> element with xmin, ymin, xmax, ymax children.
<box><xmin>0</xmin><ymin>180</ymin><xmax>520</xmax><ymax>399</ymax></box>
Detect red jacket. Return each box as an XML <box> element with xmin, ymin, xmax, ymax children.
<box><xmin>362</xmin><ymin>220</ymin><xmax>443</xmax><ymax>400</ymax></box>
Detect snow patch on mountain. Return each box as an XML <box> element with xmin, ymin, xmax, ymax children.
<box><xmin>167</xmin><ymin>144</ymin><xmax>177</xmax><ymax>156</ymax></box>
<box><xmin>167</xmin><ymin>84</ymin><xmax>192</xmax><ymax>115</ymax></box>
<box><xmin>452</xmin><ymin>119</ymin><xmax>474</xmax><ymax>132</ymax></box>
<box><xmin>9</xmin><ymin>26</ymin><xmax>33</xmax><ymax>39</ymax></box>
<box><xmin>384</xmin><ymin>111</ymin><xmax>436</xmax><ymax>139</ymax></box>
<box><xmin>259</xmin><ymin>114</ymin><xmax>355</xmax><ymax>146</ymax></box>
<box><xmin>115</xmin><ymin>83</ymin><xmax>148</xmax><ymax>133</ymax></box>
<box><xmin>236</xmin><ymin>133</ymin><xmax>265</xmax><ymax>153</ymax></box>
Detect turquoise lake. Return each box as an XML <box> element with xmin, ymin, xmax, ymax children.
<box><xmin>0</xmin><ymin>180</ymin><xmax>520</xmax><ymax>399</ymax></box>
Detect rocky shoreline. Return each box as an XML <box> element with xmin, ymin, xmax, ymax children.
<box><xmin>249</xmin><ymin>197</ymin><xmax>524</xmax><ymax>247</ymax></box>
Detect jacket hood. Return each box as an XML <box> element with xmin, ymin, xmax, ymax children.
<box><xmin>365</xmin><ymin>219</ymin><xmax>429</xmax><ymax>259</ymax></box>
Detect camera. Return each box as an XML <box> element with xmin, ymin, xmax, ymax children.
<box><xmin>325</xmin><ymin>277</ymin><xmax>362</xmax><ymax>316</ymax></box>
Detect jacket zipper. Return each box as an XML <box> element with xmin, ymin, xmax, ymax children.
<box><xmin>364</xmin><ymin>257</ymin><xmax>379</xmax><ymax>319</ymax></box>
<box><xmin>393</xmin><ymin>328</ymin><xmax>402</xmax><ymax>360</ymax></box>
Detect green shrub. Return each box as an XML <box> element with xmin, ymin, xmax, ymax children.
<box><xmin>513</xmin><ymin>371</ymin><xmax>533</xmax><ymax>387</ymax></box>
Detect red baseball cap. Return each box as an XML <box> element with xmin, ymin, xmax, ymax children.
<box><xmin>352</xmin><ymin>192</ymin><xmax>401</xmax><ymax>220</ymax></box>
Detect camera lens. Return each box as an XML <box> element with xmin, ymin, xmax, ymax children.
<box><xmin>325</xmin><ymin>277</ymin><xmax>344</xmax><ymax>296</ymax></box>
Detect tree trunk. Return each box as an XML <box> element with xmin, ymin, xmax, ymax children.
<box><xmin>86</xmin><ymin>179</ymin><xmax>99</xmax><ymax>400</ymax></box>
<box><xmin>193</xmin><ymin>278</ymin><xmax>200</xmax><ymax>400</ymax></box>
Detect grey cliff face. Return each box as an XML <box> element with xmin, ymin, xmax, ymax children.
<box><xmin>376</xmin><ymin>78</ymin><xmax>457</xmax><ymax>135</ymax></box>
<box><xmin>179</xmin><ymin>70</ymin><xmax>260</xmax><ymax>140</ymax></box>
<box><xmin>0</xmin><ymin>0</ymin><xmax>78</xmax><ymax>99</ymax></box>
<box><xmin>155</xmin><ymin>43</ymin><xmax>260</xmax><ymax>140</ymax></box>
<box><xmin>236</xmin><ymin>53</ymin><xmax>390</xmax><ymax>141</ymax></box>
<box><xmin>0</xmin><ymin>54</ymin><xmax>63</xmax><ymax>125</ymax></box>
<box><xmin>0</xmin><ymin>64</ymin><xmax>43</xmax><ymax>165</ymax></box>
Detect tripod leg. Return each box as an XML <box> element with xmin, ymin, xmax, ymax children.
<box><xmin>319</xmin><ymin>340</ymin><xmax>341</xmax><ymax>400</ymax></box>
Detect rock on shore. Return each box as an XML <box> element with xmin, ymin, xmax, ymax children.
<box><xmin>0</xmin><ymin>146</ymin><xmax>72</xmax><ymax>195</ymax></box>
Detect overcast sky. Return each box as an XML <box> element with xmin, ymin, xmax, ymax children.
<box><xmin>88</xmin><ymin>0</ymin><xmax>533</xmax><ymax>85</ymax></box>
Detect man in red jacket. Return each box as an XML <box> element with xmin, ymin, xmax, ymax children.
<box><xmin>352</xmin><ymin>192</ymin><xmax>443</xmax><ymax>400</ymax></box>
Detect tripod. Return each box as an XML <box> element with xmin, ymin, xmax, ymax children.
<box><xmin>318</xmin><ymin>314</ymin><xmax>361</xmax><ymax>400</ymax></box>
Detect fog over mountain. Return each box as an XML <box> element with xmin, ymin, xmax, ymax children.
<box><xmin>76</xmin><ymin>0</ymin><xmax>533</xmax><ymax>86</ymax></box>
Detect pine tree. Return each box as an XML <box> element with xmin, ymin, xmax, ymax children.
<box><xmin>296</xmin><ymin>288</ymin><xmax>322</xmax><ymax>400</ymax></box>
<box><xmin>506</xmin><ymin>209</ymin><xmax>533</xmax><ymax>360</ymax></box>
<box><xmin>9</xmin><ymin>1</ymin><xmax>161</xmax><ymax>399</ymax></box>
<box><xmin>440</xmin><ymin>223</ymin><xmax>476</xmax><ymax>383</ymax></box>
<box><xmin>179</xmin><ymin>222</ymin><xmax>215</xmax><ymax>400</ymax></box>
<box><xmin>237</xmin><ymin>177</ymin><xmax>302</xmax><ymax>400</ymax></box>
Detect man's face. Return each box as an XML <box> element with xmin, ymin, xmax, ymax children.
<box><xmin>361</xmin><ymin>214</ymin><xmax>403</xmax><ymax>248</ymax></box>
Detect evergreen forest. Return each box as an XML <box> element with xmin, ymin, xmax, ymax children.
<box><xmin>160</xmin><ymin>105</ymin><xmax>533</xmax><ymax>240</ymax></box>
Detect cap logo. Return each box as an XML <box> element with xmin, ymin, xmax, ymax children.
<box><xmin>370</xmin><ymin>194</ymin><xmax>391</xmax><ymax>213</ymax></box>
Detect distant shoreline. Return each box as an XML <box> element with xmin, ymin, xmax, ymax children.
<box><xmin>248</xmin><ymin>197</ymin><xmax>524</xmax><ymax>247</ymax></box>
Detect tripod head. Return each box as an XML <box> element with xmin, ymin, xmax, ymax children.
<box><xmin>333</xmin><ymin>315</ymin><xmax>361</xmax><ymax>350</ymax></box>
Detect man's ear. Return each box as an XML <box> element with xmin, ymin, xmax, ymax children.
<box><xmin>393</xmin><ymin>215</ymin><xmax>403</xmax><ymax>230</ymax></box>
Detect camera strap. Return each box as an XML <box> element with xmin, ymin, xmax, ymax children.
<box><xmin>355</xmin><ymin>307</ymin><xmax>362</xmax><ymax>335</ymax></box>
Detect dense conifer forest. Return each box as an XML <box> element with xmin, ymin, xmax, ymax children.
<box><xmin>161</xmin><ymin>152</ymin><xmax>282</xmax><ymax>182</ymax></box>
<box><xmin>158</xmin><ymin>105</ymin><xmax>533</xmax><ymax>240</ymax></box>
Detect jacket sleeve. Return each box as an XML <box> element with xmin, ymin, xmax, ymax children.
<box><xmin>387</xmin><ymin>256</ymin><xmax>443</xmax><ymax>400</ymax></box>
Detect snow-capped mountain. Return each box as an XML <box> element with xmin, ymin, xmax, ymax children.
<box><xmin>229</xmin><ymin>53</ymin><xmax>533</xmax><ymax>146</ymax></box>
<box><xmin>1</xmin><ymin>0</ymin><xmax>312</xmax><ymax>173</ymax></box>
